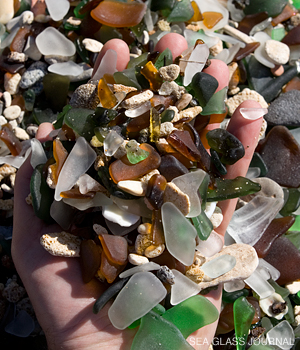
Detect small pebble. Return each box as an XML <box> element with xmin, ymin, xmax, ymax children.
<box><xmin>128</xmin><ymin>253</ymin><xmax>149</xmax><ymax>265</ymax></box>
<box><xmin>4</xmin><ymin>72</ymin><xmax>21</xmax><ymax>95</ymax></box>
<box><xmin>0</xmin><ymin>115</ymin><xmax>7</xmax><ymax>126</ymax></box>
<box><xmin>19</xmin><ymin>61</ymin><xmax>48</xmax><ymax>89</ymax></box>
<box><xmin>3</xmin><ymin>105</ymin><xmax>21</xmax><ymax>120</ymax></box>
<box><xmin>265</xmin><ymin>40</ymin><xmax>290</xmax><ymax>65</ymax></box>
<box><xmin>14</xmin><ymin>127</ymin><xmax>30</xmax><ymax>141</ymax></box>
<box><xmin>69</xmin><ymin>83</ymin><xmax>100</xmax><ymax>109</ymax></box>
<box><xmin>20</xmin><ymin>10</ymin><xmax>34</xmax><ymax>25</ymax></box>
<box><xmin>159</xmin><ymin>64</ymin><xmax>180</xmax><ymax>82</ymax></box>
<box><xmin>175</xmin><ymin>93</ymin><xmax>193</xmax><ymax>111</ymax></box>
<box><xmin>271</xmin><ymin>64</ymin><xmax>284</xmax><ymax>77</ymax></box>
<box><xmin>157</xmin><ymin>265</ymin><xmax>175</xmax><ymax>285</ymax></box>
<box><xmin>82</xmin><ymin>38</ymin><xmax>103</xmax><ymax>52</ymax></box>
<box><xmin>7</xmin><ymin>51</ymin><xmax>28</xmax><ymax>63</ymax></box>
<box><xmin>3</xmin><ymin>91</ymin><xmax>12</xmax><ymax>107</ymax></box>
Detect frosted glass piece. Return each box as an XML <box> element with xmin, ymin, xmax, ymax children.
<box><xmin>92</xmin><ymin>49</ymin><xmax>117</xmax><ymax>81</ymax></box>
<box><xmin>125</xmin><ymin>101</ymin><xmax>151</xmax><ymax>117</ymax></box>
<box><xmin>266</xmin><ymin>320</ymin><xmax>294</xmax><ymax>350</ymax></box>
<box><xmin>193</xmin><ymin>0</ymin><xmax>229</xmax><ymax>31</ymax></box>
<box><xmin>253</xmin><ymin>32</ymin><xmax>275</xmax><ymax>69</ymax></box>
<box><xmin>204</xmin><ymin>201</ymin><xmax>217</xmax><ymax>219</ymax></box>
<box><xmin>5</xmin><ymin>310</ymin><xmax>35</xmax><ymax>337</ymax></box>
<box><xmin>50</xmin><ymin>199</ymin><xmax>76</xmax><ymax>230</ymax></box>
<box><xmin>24</xmin><ymin>36</ymin><xmax>42</xmax><ymax>61</ymax></box>
<box><xmin>170</xmin><ymin>269</ymin><xmax>201</xmax><ymax>305</ymax></box>
<box><xmin>54</xmin><ymin>137</ymin><xmax>96</xmax><ymax>201</ymax></box>
<box><xmin>45</xmin><ymin>0</ymin><xmax>70</xmax><ymax>21</ymax></box>
<box><xmin>224</xmin><ymin>280</ymin><xmax>245</xmax><ymax>292</ymax></box>
<box><xmin>207</xmin><ymin>32</ymin><xmax>245</xmax><ymax>48</ymax></box>
<box><xmin>119</xmin><ymin>262</ymin><xmax>161</xmax><ymax>278</ymax></box>
<box><xmin>112</xmin><ymin>196</ymin><xmax>152</xmax><ymax>219</ymax></box>
<box><xmin>63</xmin><ymin>192</ymin><xmax>112</xmax><ymax>211</ymax></box>
<box><xmin>161</xmin><ymin>202</ymin><xmax>197</xmax><ymax>266</ymax></box>
<box><xmin>105</xmin><ymin>218</ymin><xmax>141</xmax><ymax>236</ymax></box>
<box><xmin>184</xmin><ymin>28</ymin><xmax>219</xmax><ymax>48</ymax></box>
<box><xmin>201</xmin><ymin>254</ymin><xmax>236</xmax><ymax>278</ymax></box>
<box><xmin>215</xmin><ymin>48</ymin><xmax>229</xmax><ymax>64</ymax></box>
<box><xmin>102</xmin><ymin>203</ymin><xmax>140</xmax><ymax>227</ymax></box>
<box><xmin>103</xmin><ymin>130</ymin><xmax>124</xmax><ymax>156</ymax></box>
<box><xmin>172</xmin><ymin>169</ymin><xmax>206</xmax><ymax>218</ymax></box>
<box><xmin>246</xmin><ymin>167</ymin><xmax>261</xmax><ymax>179</ymax></box>
<box><xmin>30</xmin><ymin>139</ymin><xmax>47</xmax><ymax>169</ymax></box>
<box><xmin>0</xmin><ymin>155</ymin><xmax>26</xmax><ymax>168</ymax></box>
<box><xmin>257</xmin><ymin>259</ymin><xmax>280</xmax><ymax>282</ymax></box>
<box><xmin>36</xmin><ymin>27</ymin><xmax>76</xmax><ymax>56</ymax></box>
<box><xmin>244</xmin><ymin>270</ymin><xmax>275</xmax><ymax>299</ymax></box>
<box><xmin>108</xmin><ymin>272</ymin><xmax>167</xmax><ymax>329</ymax></box>
<box><xmin>226</xmin><ymin>195</ymin><xmax>284</xmax><ymax>246</ymax></box>
<box><xmin>196</xmin><ymin>230</ymin><xmax>223</xmax><ymax>257</ymax></box>
<box><xmin>240</xmin><ymin>108</ymin><xmax>268</xmax><ymax>120</ymax></box>
<box><xmin>48</xmin><ymin>61</ymin><xmax>83</xmax><ymax>76</ymax></box>
<box><xmin>77</xmin><ymin>174</ymin><xmax>102</xmax><ymax>194</ymax></box>
<box><xmin>289</xmin><ymin>127</ymin><xmax>300</xmax><ymax>146</ymax></box>
<box><xmin>183</xmin><ymin>43</ymin><xmax>209</xmax><ymax>86</ymax></box>
<box><xmin>261</xmin><ymin>316</ymin><xmax>273</xmax><ymax>333</ymax></box>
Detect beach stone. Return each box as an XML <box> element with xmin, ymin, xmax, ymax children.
<box><xmin>0</xmin><ymin>0</ymin><xmax>14</xmax><ymax>24</ymax></box>
<box><xmin>19</xmin><ymin>61</ymin><xmax>48</xmax><ymax>89</ymax></box>
<box><xmin>82</xmin><ymin>38</ymin><xmax>103</xmax><ymax>52</ymax></box>
<box><xmin>265</xmin><ymin>90</ymin><xmax>300</xmax><ymax>126</ymax></box>
<box><xmin>69</xmin><ymin>83</ymin><xmax>100</xmax><ymax>109</ymax></box>
<box><xmin>40</xmin><ymin>231</ymin><xmax>81</xmax><ymax>257</ymax></box>
<box><xmin>14</xmin><ymin>127</ymin><xmax>30</xmax><ymax>141</ymax></box>
<box><xmin>4</xmin><ymin>73</ymin><xmax>21</xmax><ymax>95</ymax></box>
<box><xmin>7</xmin><ymin>51</ymin><xmax>28</xmax><ymax>63</ymax></box>
<box><xmin>265</xmin><ymin>40</ymin><xmax>290</xmax><ymax>65</ymax></box>
<box><xmin>3</xmin><ymin>105</ymin><xmax>21</xmax><ymax>121</ymax></box>
<box><xmin>3</xmin><ymin>91</ymin><xmax>12</xmax><ymax>107</ymax></box>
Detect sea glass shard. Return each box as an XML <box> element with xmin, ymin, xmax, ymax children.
<box><xmin>201</xmin><ymin>254</ymin><xmax>236</xmax><ymax>279</ymax></box>
<box><xmin>161</xmin><ymin>202</ymin><xmax>197</xmax><ymax>266</ymax></box>
<box><xmin>108</xmin><ymin>272</ymin><xmax>167</xmax><ymax>329</ymax></box>
<box><xmin>102</xmin><ymin>203</ymin><xmax>140</xmax><ymax>227</ymax></box>
<box><xmin>103</xmin><ymin>130</ymin><xmax>124</xmax><ymax>157</ymax></box>
<box><xmin>54</xmin><ymin>137</ymin><xmax>97</xmax><ymax>201</ymax></box>
<box><xmin>119</xmin><ymin>262</ymin><xmax>161</xmax><ymax>279</ymax></box>
<box><xmin>244</xmin><ymin>270</ymin><xmax>275</xmax><ymax>299</ymax></box>
<box><xmin>256</xmin><ymin>259</ymin><xmax>280</xmax><ymax>282</ymax></box>
<box><xmin>240</xmin><ymin>107</ymin><xmax>268</xmax><ymax>120</ymax></box>
<box><xmin>48</xmin><ymin>61</ymin><xmax>83</xmax><ymax>77</ymax></box>
<box><xmin>93</xmin><ymin>49</ymin><xmax>118</xmax><ymax>81</ymax></box>
<box><xmin>125</xmin><ymin>139</ymin><xmax>149</xmax><ymax>164</ymax></box>
<box><xmin>30</xmin><ymin>139</ymin><xmax>47</xmax><ymax>169</ymax></box>
<box><xmin>63</xmin><ymin>192</ymin><xmax>112</xmax><ymax>211</ymax></box>
<box><xmin>170</xmin><ymin>269</ymin><xmax>201</xmax><ymax>305</ymax></box>
<box><xmin>5</xmin><ymin>310</ymin><xmax>35</xmax><ymax>337</ymax></box>
<box><xmin>266</xmin><ymin>320</ymin><xmax>294</xmax><ymax>350</ymax></box>
<box><xmin>196</xmin><ymin>230</ymin><xmax>223</xmax><ymax>257</ymax></box>
<box><xmin>226</xmin><ymin>195</ymin><xmax>284</xmax><ymax>246</ymax></box>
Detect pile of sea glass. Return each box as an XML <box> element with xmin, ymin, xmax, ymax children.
<box><xmin>2</xmin><ymin>0</ymin><xmax>300</xmax><ymax>349</ymax></box>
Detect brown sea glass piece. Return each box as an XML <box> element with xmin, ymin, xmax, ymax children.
<box><xmin>0</xmin><ymin>124</ymin><xmax>22</xmax><ymax>156</ymax></box>
<box><xmin>151</xmin><ymin>94</ymin><xmax>176</xmax><ymax>109</ymax></box>
<box><xmin>140</xmin><ymin>61</ymin><xmax>164</xmax><ymax>92</ymax></box>
<box><xmin>283</xmin><ymin>76</ymin><xmax>300</xmax><ymax>92</ymax></box>
<box><xmin>238</xmin><ymin>12</ymin><xmax>269</xmax><ymax>35</ymax></box>
<box><xmin>264</xmin><ymin>236</ymin><xmax>300</xmax><ymax>285</ymax></box>
<box><xmin>202</xmin><ymin>12</ymin><xmax>223</xmax><ymax>29</ymax></box>
<box><xmin>127</xmin><ymin>110</ymin><xmax>150</xmax><ymax>133</ymax></box>
<box><xmin>281</xmin><ymin>24</ymin><xmax>300</xmax><ymax>46</ymax></box>
<box><xmin>100</xmin><ymin>250</ymin><xmax>126</xmax><ymax>283</ymax></box>
<box><xmin>109</xmin><ymin>143</ymin><xmax>161</xmax><ymax>183</ymax></box>
<box><xmin>91</xmin><ymin>0</ymin><xmax>147</xmax><ymax>28</ymax></box>
<box><xmin>146</xmin><ymin>174</ymin><xmax>167</xmax><ymax>210</ymax></box>
<box><xmin>217</xmin><ymin>302</ymin><xmax>234</xmax><ymax>335</ymax></box>
<box><xmin>247</xmin><ymin>297</ymin><xmax>261</xmax><ymax>324</ymax></box>
<box><xmin>11</xmin><ymin>95</ymin><xmax>26</xmax><ymax>110</ymax></box>
<box><xmin>258</xmin><ymin>126</ymin><xmax>300</xmax><ymax>188</ymax></box>
<box><xmin>271</xmin><ymin>4</ymin><xmax>296</xmax><ymax>26</ymax></box>
<box><xmin>253</xmin><ymin>216</ymin><xmax>295</xmax><ymax>258</ymax></box>
<box><xmin>0</xmin><ymin>57</ymin><xmax>24</xmax><ymax>73</ymax></box>
<box><xmin>10</xmin><ymin>26</ymin><xmax>31</xmax><ymax>52</ymax></box>
<box><xmin>234</xmin><ymin>42</ymin><xmax>260</xmax><ymax>61</ymax></box>
<box><xmin>60</xmin><ymin>187</ymin><xmax>95</xmax><ymax>199</ymax></box>
<box><xmin>152</xmin><ymin>209</ymin><xmax>165</xmax><ymax>245</ymax></box>
<box><xmin>158</xmin><ymin>154</ymin><xmax>189</xmax><ymax>182</ymax></box>
<box><xmin>48</xmin><ymin>139</ymin><xmax>68</xmax><ymax>185</ymax></box>
<box><xmin>98</xmin><ymin>77</ymin><xmax>118</xmax><ymax>109</ymax></box>
<box><xmin>99</xmin><ymin>234</ymin><xmax>128</xmax><ymax>265</ymax></box>
<box><xmin>80</xmin><ymin>240</ymin><xmax>102</xmax><ymax>283</ymax></box>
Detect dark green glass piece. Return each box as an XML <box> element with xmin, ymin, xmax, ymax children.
<box><xmin>207</xmin><ymin>177</ymin><xmax>261</xmax><ymax>202</ymax></box>
<box><xmin>75</xmin><ymin>38</ymin><xmax>90</xmax><ymax>64</ymax></box>
<box><xmin>191</xmin><ymin>210</ymin><xmax>213</xmax><ymax>241</ymax></box>
<box><xmin>167</xmin><ymin>0</ymin><xmax>194</xmax><ymax>23</ymax></box>
<box><xmin>43</xmin><ymin>73</ymin><xmax>70</xmax><ymax>112</ymax></box>
<box><xmin>114</xmin><ymin>68</ymin><xmax>142</xmax><ymax>90</ymax></box>
<box><xmin>30</xmin><ymin>164</ymin><xmax>54</xmax><ymax>223</ymax></box>
<box><xmin>162</xmin><ymin>295</ymin><xmax>219</xmax><ymax>338</ymax></box>
<box><xmin>98</xmin><ymin>25</ymin><xmax>122</xmax><ymax>44</ymax></box>
<box><xmin>54</xmin><ymin>105</ymin><xmax>72</xmax><ymax>129</ymax></box>
<box><xmin>64</xmin><ymin>107</ymin><xmax>96</xmax><ymax>141</ymax></box>
<box><xmin>161</xmin><ymin>109</ymin><xmax>175</xmax><ymax>123</ymax></box>
<box><xmin>243</xmin><ymin>0</ymin><xmax>288</xmax><ymax>17</ymax></box>
<box><xmin>198</xmin><ymin>171</ymin><xmax>210</xmax><ymax>210</ymax></box>
<box><xmin>32</xmin><ymin>108</ymin><xmax>58</xmax><ymax>125</ymax></box>
<box><xmin>210</xmin><ymin>148</ymin><xmax>227</xmax><ymax>176</ymax></box>
<box><xmin>285</xmin><ymin>231</ymin><xmax>300</xmax><ymax>250</ymax></box>
<box><xmin>127</xmin><ymin>52</ymin><xmax>148</xmax><ymax>69</ymax></box>
<box><xmin>280</xmin><ymin>188</ymin><xmax>300</xmax><ymax>217</ymax></box>
<box><xmin>189</xmin><ymin>72</ymin><xmax>218</xmax><ymax>108</ymax></box>
<box><xmin>23</xmin><ymin>89</ymin><xmax>35</xmax><ymax>111</ymax></box>
<box><xmin>201</xmin><ymin>86</ymin><xmax>227</xmax><ymax>115</ymax></box>
<box><xmin>233</xmin><ymin>296</ymin><xmax>255</xmax><ymax>350</ymax></box>
<box><xmin>154</xmin><ymin>48</ymin><xmax>173</xmax><ymax>70</ymax></box>
<box><xmin>131</xmin><ymin>311</ymin><xmax>194</xmax><ymax>350</ymax></box>
<box><xmin>206</xmin><ymin>129</ymin><xmax>245</xmax><ymax>165</ymax></box>
<box><xmin>93</xmin><ymin>277</ymin><xmax>130</xmax><ymax>314</ymax></box>
<box><xmin>249</xmin><ymin>152</ymin><xmax>268</xmax><ymax>177</ymax></box>
<box><xmin>150</xmin><ymin>0</ymin><xmax>176</xmax><ymax>12</ymax></box>
<box><xmin>93</xmin><ymin>107</ymin><xmax>118</xmax><ymax>127</ymax></box>
<box><xmin>74</xmin><ymin>0</ymin><xmax>89</xmax><ymax>18</ymax></box>
<box><xmin>222</xmin><ymin>289</ymin><xmax>249</xmax><ymax>304</ymax></box>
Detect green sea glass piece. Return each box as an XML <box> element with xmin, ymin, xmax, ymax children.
<box><xmin>191</xmin><ymin>210</ymin><xmax>213</xmax><ymax>241</ymax></box>
<box><xmin>285</xmin><ymin>231</ymin><xmax>300</xmax><ymax>250</ymax></box>
<box><xmin>150</xmin><ymin>0</ymin><xmax>175</xmax><ymax>12</ymax></box>
<box><xmin>206</xmin><ymin>128</ymin><xmax>245</xmax><ymax>165</ymax></box>
<box><xmin>288</xmin><ymin>214</ymin><xmax>300</xmax><ymax>232</ymax></box>
<box><xmin>54</xmin><ymin>104</ymin><xmax>72</xmax><ymax>129</ymax></box>
<box><xmin>250</xmin><ymin>152</ymin><xmax>268</xmax><ymax>177</ymax></box>
<box><xmin>23</xmin><ymin>89</ymin><xmax>35</xmax><ymax>111</ymax></box>
<box><xmin>167</xmin><ymin>0</ymin><xmax>194</xmax><ymax>23</ymax></box>
<box><xmin>64</xmin><ymin>107</ymin><xmax>96</xmax><ymax>142</ymax></box>
<box><xmin>74</xmin><ymin>0</ymin><xmax>89</xmax><ymax>18</ymax></box>
<box><xmin>128</xmin><ymin>304</ymin><xmax>166</xmax><ymax>329</ymax></box>
<box><xmin>30</xmin><ymin>164</ymin><xmax>54</xmax><ymax>223</ymax></box>
<box><xmin>199</xmin><ymin>171</ymin><xmax>210</xmax><ymax>210</ymax></box>
<box><xmin>162</xmin><ymin>295</ymin><xmax>219</xmax><ymax>338</ymax></box>
<box><xmin>43</xmin><ymin>73</ymin><xmax>70</xmax><ymax>112</ymax></box>
<box><xmin>271</xmin><ymin>27</ymin><xmax>286</xmax><ymax>41</ymax></box>
<box><xmin>207</xmin><ymin>176</ymin><xmax>261</xmax><ymax>202</ymax></box>
<box><xmin>293</xmin><ymin>0</ymin><xmax>300</xmax><ymax>9</ymax></box>
<box><xmin>161</xmin><ymin>109</ymin><xmax>175</xmax><ymax>123</ymax></box>
<box><xmin>93</xmin><ymin>106</ymin><xmax>118</xmax><ymax>126</ymax></box>
<box><xmin>233</xmin><ymin>296</ymin><xmax>255</xmax><ymax>350</ymax></box>
<box><xmin>243</xmin><ymin>0</ymin><xmax>288</xmax><ymax>17</ymax></box>
<box><xmin>75</xmin><ymin>37</ymin><xmax>90</xmax><ymax>64</ymax></box>
<box><xmin>114</xmin><ymin>68</ymin><xmax>141</xmax><ymax>89</ymax></box>
<box><xmin>201</xmin><ymin>86</ymin><xmax>227</xmax><ymax>115</ymax></box>
<box><xmin>210</xmin><ymin>148</ymin><xmax>227</xmax><ymax>175</ymax></box>
<box><xmin>126</xmin><ymin>139</ymin><xmax>149</xmax><ymax>164</ymax></box>
<box><xmin>222</xmin><ymin>289</ymin><xmax>249</xmax><ymax>304</ymax></box>
<box><xmin>154</xmin><ymin>48</ymin><xmax>173</xmax><ymax>70</ymax></box>
<box><xmin>131</xmin><ymin>310</ymin><xmax>194</xmax><ymax>350</ymax></box>
<box><xmin>189</xmin><ymin>72</ymin><xmax>218</xmax><ymax>108</ymax></box>
<box><xmin>98</xmin><ymin>25</ymin><xmax>122</xmax><ymax>43</ymax></box>
<box><xmin>127</xmin><ymin>52</ymin><xmax>148</xmax><ymax>69</ymax></box>
<box><xmin>33</xmin><ymin>108</ymin><xmax>58</xmax><ymax>125</ymax></box>
<box><xmin>280</xmin><ymin>188</ymin><xmax>300</xmax><ymax>217</ymax></box>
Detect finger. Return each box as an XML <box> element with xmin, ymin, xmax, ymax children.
<box><xmin>154</xmin><ymin>33</ymin><xmax>188</xmax><ymax>61</ymax></box>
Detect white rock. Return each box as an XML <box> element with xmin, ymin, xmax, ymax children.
<box><xmin>0</xmin><ymin>0</ymin><xmax>14</xmax><ymax>24</ymax></box>
<box><xmin>259</xmin><ymin>292</ymin><xmax>288</xmax><ymax>320</ymax></box>
<box><xmin>3</xmin><ymin>105</ymin><xmax>21</xmax><ymax>120</ymax></box>
<box><xmin>128</xmin><ymin>253</ymin><xmax>149</xmax><ymax>266</ymax></box>
<box><xmin>20</xmin><ymin>11</ymin><xmax>34</xmax><ymax>25</ymax></box>
<box><xmin>82</xmin><ymin>38</ymin><xmax>103</xmax><ymax>52</ymax></box>
<box><xmin>14</xmin><ymin>127</ymin><xmax>29</xmax><ymax>141</ymax></box>
<box><xmin>3</xmin><ymin>91</ymin><xmax>11</xmax><ymax>107</ymax></box>
<box><xmin>102</xmin><ymin>203</ymin><xmax>140</xmax><ymax>227</ymax></box>
<box><xmin>40</xmin><ymin>231</ymin><xmax>81</xmax><ymax>257</ymax></box>
<box><xmin>265</xmin><ymin>39</ymin><xmax>290</xmax><ymax>65</ymax></box>
<box><xmin>117</xmin><ymin>180</ymin><xmax>147</xmax><ymax>196</ymax></box>
<box><xmin>285</xmin><ymin>280</ymin><xmax>300</xmax><ymax>295</ymax></box>
<box><xmin>4</xmin><ymin>72</ymin><xmax>21</xmax><ymax>95</ymax></box>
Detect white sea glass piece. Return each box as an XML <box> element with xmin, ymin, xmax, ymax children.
<box><xmin>0</xmin><ymin>155</ymin><xmax>26</xmax><ymax>168</ymax></box>
<box><xmin>54</xmin><ymin>137</ymin><xmax>97</xmax><ymax>201</ymax></box>
<box><xmin>244</xmin><ymin>269</ymin><xmax>275</xmax><ymax>299</ymax></box>
<box><xmin>184</xmin><ymin>29</ymin><xmax>219</xmax><ymax>48</ymax></box>
<box><xmin>102</xmin><ymin>203</ymin><xmax>140</xmax><ymax>227</ymax></box>
<box><xmin>253</xmin><ymin>31</ymin><xmax>275</xmax><ymax>69</ymax></box>
<box><xmin>108</xmin><ymin>272</ymin><xmax>167</xmax><ymax>329</ymax></box>
<box><xmin>30</xmin><ymin>138</ymin><xmax>47</xmax><ymax>169</ymax></box>
<box><xmin>172</xmin><ymin>169</ymin><xmax>206</xmax><ymax>217</ymax></box>
<box><xmin>112</xmin><ymin>196</ymin><xmax>152</xmax><ymax>218</ymax></box>
<box><xmin>77</xmin><ymin>174</ymin><xmax>102</xmax><ymax>194</ymax></box>
<box><xmin>209</xmin><ymin>32</ymin><xmax>245</xmax><ymax>48</ymax></box>
<box><xmin>5</xmin><ymin>310</ymin><xmax>35</xmax><ymax>337</ymax></box>
<box><xmin>240</xmin><ymin>108</ymin><xmax>268</xmax><ymax>120</ymax></box>
<box><xmin>257</xmin><ymin>259</ymin><xmax>280</xmax><ymax>281</ymax></box>
<box><xmin>226</xmin><ymin>195</ymin><xmax>284</xmax><ymax>246</ymax></box>
<box><xmin>36</xmin><ymin>27</ymin><xmax>76</xmax><ymax>56</ymax></box>
<box><xmin>246</xmin><ymin>167</ymin><xmax>261</xmax><ymax>179</ymax></box>
<box><xmin>227</xmin><ymin>0</ymin><xmax>245</xmax><ymax>21</ymax></box>
<box><xmin>45</xmin><ymin>0</ymin><xmax>70</xmax><ymax>21</ymax></box>
<box><xmin>266</xmin><ymin>320</ymin><xmax>294</xmax><ymax>350</ymax></box>
<box><xmin>196</xmin><ymin>230</ymin><xmax>223</xmax><ymax>257</ymax></box>
<box><xmin>125</xmin><ymin>101</ymin><xmax>151</xmax><ymax>118</ymax></box>
<box><xmin>204</xmin><ymin>201</ymin><xmax>217</xmax><ymax>219</ymax></box>
<box><xmin>161</xmin><ymin>202</ymin><xmax>197</xmax><ymax>266</ymax></box>
<box><xmin>103</xmin><ymin>130</ymin><xmax>124</xmax><ymax>156</ymax></box>
<box><xmin>119</xmin><ymin>262</ymin><xmax>161</xmax><ymax>278</ymax></box>
<box><xmin>183</xmin><ymin>43</ymin><xmax>209</xmax><ymax>86</ymax></box>
<box><xmin>105</xmin><ymin>218</ymin><xmax>141</xmax><ymax>236</ymax></box>
<box><xmin>201</xmin><ymin>254</ymin><xmax>236</xmax><ymax>278</ymax></box>
<box><xmin>193</xmin><ymin>0</ymin><xmax>229</xmax><ymax>31</ymax></box>
<box><xmin>92</xmin><ymin>49</ymin><xmax>117</xmax><ymax>81</ymax></box>
<box><xmin>63</xmin><ymin>192</ymin><xmax>112</xmax><ymax>211</ymax></box>
<box><xmin>24</xmin><ymin>36</ymin><xmax>42</xmax><ymax>61</ymax></box>
<box><xmin>50</xmin><ymin>199</ymin><xmax>76</xmax><ymax>230</ymax></box>
<box><xmin>170</xmin><ymin>269</ymin><xmax>201</xmax><ymax>305</ymax></box>
<box><xmin>224</xmin><ymin>280</ymin><xmax>245</xmax><ymax>292</ymax></box>
<box><xmin>261</xmin><ymin>316</ymin><xmax>274</xmax><ymax>333</ymax></box>
<box><xmin>215</xmin><ymin>48</ymin><xmax>229</xmax><ymax>64</ymax></box>
<box><xmin>48</xmin><ymin>61</ymin><xmax>83</xmax><ymax>76</ymax></box>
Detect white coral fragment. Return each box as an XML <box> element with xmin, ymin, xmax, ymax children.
<box><xmin>40</xmin><ymin>231</ymin><xmax>81</xmax><ymax>257</ymax></box>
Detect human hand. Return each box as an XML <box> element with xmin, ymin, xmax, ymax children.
<box><xmin>11</xmin><ymin>38</ymin><xmax>264</xmax><ymax>350</ymax></box>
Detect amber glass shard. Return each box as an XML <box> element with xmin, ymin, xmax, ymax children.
<box><xmin>283</xmin><ymin>76</ymin><xmax>300</xmax><ymax>92</ymax></box>
<box><xmin>91</xmin><ymin>0</ymin><xmax>147</xmax><ymax>28</ymax></box>
<box><xmin>98</xmin><ymin>77</ymin><xmax>118</xmax><ymax>109</ymax></box>
<box><xmin>109</xmin><ymin>143</ymin><xmax>161</xmax><ymax>183</ymax></box>
<box><xmin>140</xmin><ymin>61</ymin><xmax>163</xmax><ymax>92</ymax></box>
<box><xmin>187</xmin><ymin>1</ymin><xmax>203</xmax><ymax>23</ymax></box>
<box><xmin>10</xmin><ymin>26</ymin><xmax>31</xmax><ymax>53</ymax></box>
<box><xmin>80</xmin><ymin>240</ymin><xmax>102</xmax><ymax>283</ymax></box>
<box><xmin>48</xmin><ymin>139</ymin><xmax>68</xmax><ymax>185</ymax></box>
<box><xmin>60</xmin><ymin>187</ymin><xmax>95</xmax><ymax>199</ymax></box>
<box><xmin>271</xmin><ymin>4</ymin><xmax>296</xmax><ymax>26</ymax></box>
<box><xmin>127</xmin><ymin>110</ymin><xmax>150</xmax><ymax>133</ymax></box>
<box><xmin>202</xmin><ymin>11</ymin><xmax>223</xmax><ymax>29</ymax></box>
<box><xmin>238</xmin><ymin>12</ymin><xmax>269</xmax><ymax>35</ymax></box>
<box><xmin>152</xmin><ymin>209</ymin><xmax>165</xmax><ymax>245</ymax></box>
<box><xmin>0</xmin><ymin>124</ymin><xmax>22</xmax><ymax>156</ymax></box>
<box><xmin>146</xmin><ymin>174</ymin><xmax>167</xmax><ymax>210</ymax></box>
<box><xmin>149</xmin><ymin>107</ymin><xmax>161</xmax><ymax>143</ymax></box>
<box><xmin>234</xmin><ymin>42</ymin><xmax>260</xmax><ymax>61</ymax></box>
<box><xmin>217</xmin><ymin>303</ymin><xmax>234</xmax><ymax>335</ymax></box>
<box><xmin>99</xmin><ymin>234</ymin><xmax>128</xmax><ymax>265</ymax></box>
<box><xmin>100</xmin><ymin>250</ymin><xmax>126</xmax><ymax>283</ymax></box>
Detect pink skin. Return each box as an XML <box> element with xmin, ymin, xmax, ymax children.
<box><xmin>35</xmin><ymin>122</ymin><xmax>54</xmax><ymax>143</ymax></box>
<box><xmin>93</xmin><ymin>39</ymin><xmax>130</xmax><ymax>73</ymax></box>
<box><xmin>12</xmin><ymin>42</ymin><xmax>263</xmax><ymax>350</ymax></box>
<box><xmin>154</xmin><ymin>33</ymin><xmax>188</xmax><ymax>61</ymax></box>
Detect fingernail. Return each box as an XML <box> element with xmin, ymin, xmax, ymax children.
<box><xmin>240</xmin><ymin>107</ymin><xmax>268</xmax><ymax>120</ymax></box>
